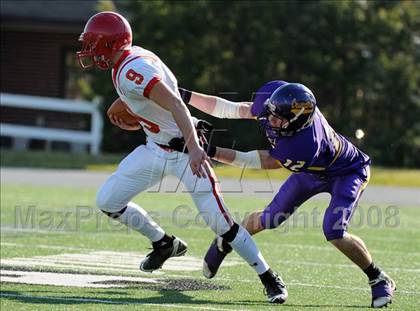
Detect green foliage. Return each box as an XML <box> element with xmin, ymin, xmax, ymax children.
<box><xmin>93</xmin><ymin>0</ymin><xmax>419</xmax><ymax>167</ymax></box>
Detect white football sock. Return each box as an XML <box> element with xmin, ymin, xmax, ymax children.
<box><xmin>229</xmin><ymin>225</ymin><xmax>270</xmax><ymax>275</ymax></box>
<box><xmin>117</xmin><ymin>201</ymin><xmax>165</xmax><ymax>242</ymax></box>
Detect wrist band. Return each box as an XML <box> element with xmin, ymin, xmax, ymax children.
<box><xmin>178</xmin><ymin>87</ymin><xmax>192</xmax><ymax>104</ymax></box>
<box><xmin>203</xmin><ymin>143</ymin><xmax>217</xmax><ymax>158</ymax></box>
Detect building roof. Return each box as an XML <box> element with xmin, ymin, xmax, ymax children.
<box><xmin>1</xmin><ymin>0</ymin><xmax>106</xmax><ymax>33</ymax></box>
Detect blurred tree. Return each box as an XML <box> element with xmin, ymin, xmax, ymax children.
<box><xmin>89</xmin><ymin>0</ymin><xmax>419</xmax><ymax>167</ymax></box>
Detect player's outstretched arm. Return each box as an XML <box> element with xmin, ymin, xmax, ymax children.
<box><xmin>213</xmin><ymin>148</ymin><xmax>281</xmax><ymax>170</ymax></box>
<box><xmin>178</xmin><ymin>88</ymin><xmax>254</xmax><ymax>119</ymax></box>
<box><xmin>149</xmin><ymin>81</ymin><xmax>211</xmax><ymax>178</ymax></box>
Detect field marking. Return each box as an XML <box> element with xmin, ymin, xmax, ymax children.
<box><xmin>0</xmin><ymin>249</ymin><xmax>241</xmax><ymax>289</ymax></box>
<box><xmin>2</xmin><ymin>242</ymin><xmax>419</xmax><ymax>274</ymax></box>
<box><xmin>0</xmin><ymin>251</ymin><xmax>206</xmax><ymax>273</ymax></box>
<box><xmin>1</xmin><ymin>226</ymin><xmax>71</xmax><ymax>235</ymax></box>
<box><xmin>0</xmin><ymin>293</ymin><xmax>241</xmax><ymax>311</ymax></box>
<box><xmin>0</xmin><ymin>270</ymin><xmax>159</xmax><ymax>288</ymax></box>
<box><xmin>0</xmin><ymin>251</ymin><xmax>207</xmax><ymax>271</ymax></box>
<box><xmin>0</xmin><ymin>242</ymin><xmax>96</xmax><ymax>252</ymax></box>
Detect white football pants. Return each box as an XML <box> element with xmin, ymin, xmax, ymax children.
<box><xmin>96</xmin><ymin>140</ymin><xmax>234</xmax><ymax>237</ymax></box>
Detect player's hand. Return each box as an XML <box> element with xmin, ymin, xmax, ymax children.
<box><xmin>108</xmin><ymin>113</ymin><xmax>141</xmax><ymax>131</ymax></box>
<box><xmin>195</xmin><ymin>119</ymin><xmax>214</xmax><ymax>133</ymax></box>
<box><xmin>189</xmin><ymin>146</ymin><xmax>212</xmax><ymax>178</ymax></box>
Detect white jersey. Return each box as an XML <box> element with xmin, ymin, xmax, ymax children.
<box><xmin>111</xmin><ymin>46</ymin><xmax>182</xmax><ymax>145</ymax></box>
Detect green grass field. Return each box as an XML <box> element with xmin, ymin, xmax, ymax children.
<box><xmin>1</xmin><ymin>183</ymin><xmax>419</xmax><ymax>310</ymax></box>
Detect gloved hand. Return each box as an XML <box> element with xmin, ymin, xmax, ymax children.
<box><xmin>195</xmin><ymin>119</ymin><xmax>214</xmax><ymax>133</ymax></box>
<box><xmin>168</xmin><ymin>119</ymin><xmax>216</xmax><ymax>157</ymax></box>
<box><xmin>168</xmin><ymin>137</ymin><xmax>187</xmax><ymax>153</ymax></box>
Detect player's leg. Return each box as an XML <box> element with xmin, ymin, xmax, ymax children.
<box><xmin>323</xmin><ymin>166</ymin><xmax>395</xmax><ymax>308</ymax></box>
<box><xmin>204</xmin><ymin>172</ymin><xmax>327</xmax><ymax>279</ymax></box>
<box><xmin>173</xmin><ymin>158</ymin><xmax>287</xmax><ymax>303</ymax></box>
<box><xmin>96</xmin><ymin>143</ymin><xmax>186</xmax><ymax>271</ymax></box>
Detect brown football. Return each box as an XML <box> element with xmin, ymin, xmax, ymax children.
<box><xmin>107</xmin><ymin>98</ymin><xmax>141</xmax><ymax>130</ymax></box>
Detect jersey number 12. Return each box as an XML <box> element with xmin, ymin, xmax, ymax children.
<box><xmin>283</xmin><ymin>159</ymin><xmax>306</xmax><ymax>172</ymax></box>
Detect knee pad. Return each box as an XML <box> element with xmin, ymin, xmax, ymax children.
<box><xmin>220</xmin><ymin>223</ymin><xmax>239</xmax><ymax>243</ymax></box>
<box><xmin>100</xmin><ymin>206</ymin><xmax>127</xmax><ymax>219</ymax></box>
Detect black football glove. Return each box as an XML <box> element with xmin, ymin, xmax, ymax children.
<box><xmin>168</xmin><ymin>137</ymin><xmax>187</xmax><ymax>153</ymax></box>
<box><xmin>168</xmin><ymin>119</ymin><xmax>216</xmax><ymax>157</ymax></box>
<box><xmin>195</xmin><ymin>119</ymin><xmax>214</xmax><ymax>133</ymax></box>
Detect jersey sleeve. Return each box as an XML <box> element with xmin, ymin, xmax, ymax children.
<box><xmin>118</xmin><ymin>59</ymin><xmax>162</xmax><ymax>99</ymax></box>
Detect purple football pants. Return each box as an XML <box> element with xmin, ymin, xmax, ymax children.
<box><xmin>260</xmin><ymin>166</ymin><xmax>370</xmax><ymax>240</ymax></box>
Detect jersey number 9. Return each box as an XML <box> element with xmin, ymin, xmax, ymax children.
<box><xmin>126</xmin><ymin>69</ymin><xmax>144</xmax><ymax>85</ymax></box>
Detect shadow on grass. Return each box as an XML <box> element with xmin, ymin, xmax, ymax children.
<box><xmin>0</xmin><ymin>289</ymin><xmax>266</xmax><ymax>308</ymax></box>
<box><xmin>1</xmin><ymin>290</ymin><xmax>371</xmax><ymax>309</ymax></box>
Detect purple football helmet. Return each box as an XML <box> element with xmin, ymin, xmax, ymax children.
<box><xmin>258</xmin><ymin>83</ymin><xmax>316</xmax><ymax>139</ymax></box>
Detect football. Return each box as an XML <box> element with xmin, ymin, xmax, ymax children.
<box><xmin>107</xmin><ymin>98</ymin><xmax>141</xmax><ymax>130</ymax></box>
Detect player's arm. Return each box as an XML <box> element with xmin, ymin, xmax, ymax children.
<box><xmin>179</xmin><ymin>88</ymin><xmax>254</xmax><ymax>119</ymax></box>
<box><xmin>167</xmin><ymin>134</ymin><xmax>280</xmax><ymax>169</ymax></box>
<box><xmin>211</xmin><ymin>147</ymin><xmax>281</xmax><ymax>169</ymax></box>
<box><xmin>149</xmin><ymin>81</ymin><xmax>211</xmax><ymax>178</ymax></box>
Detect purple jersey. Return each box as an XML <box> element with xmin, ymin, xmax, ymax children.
<box><xmin>251</xmin><ymin>81</ymin><xmax>370</xmax><ymax>176</ymax></box>
<box><xmin>268</xmin><ymin>108</ymin><xmax>370</xmax><ymax>175</ymax></box>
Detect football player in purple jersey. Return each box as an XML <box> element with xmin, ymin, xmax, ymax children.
<box><xmin>175</xmin><ymin>81</ymin><xmax>395</xmax><ymax>308</ymax></box>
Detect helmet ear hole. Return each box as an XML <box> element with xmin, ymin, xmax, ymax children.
<box><xmin>105</xmin><ymin>40</ymin><xmax>116</xmax><ymax>49</ymax></box>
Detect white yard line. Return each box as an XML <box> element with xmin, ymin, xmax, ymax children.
<box><xmin>0</xmin><ymin>293</ymin><xmax>242</xmax><ymax>310</ymax></box>
<box><xmin>0</xmin><ymin>242</ymin><xmax>95</xmax><ymax>252</ymax></box>
<box><xmin>1</xmin><ymin>264</ymin><xmax>143</xmax><ymax>274</ymax></box>
<box><xmin>1</xmin><ymin>227</ymin><xmax>71</xmax><ymax>235</ymax></box>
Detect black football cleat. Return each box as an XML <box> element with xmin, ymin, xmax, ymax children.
<box><xmin>202</xmin><ymin>236</ymin><xmax>232</xmax><ymax>279</ymax></box>
<box><xmin>260</xmin><ymin>269</ymin><xmax>288</xmax><ymax>304</ymax></box>
<box><xmin>139</xmin><ymin>236</ymin><xmax>187</xmax><ymax>272</ymax></box>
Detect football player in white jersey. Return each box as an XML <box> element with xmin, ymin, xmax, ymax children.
<box><xmin>77</xmin><ymin>11</ymin><xmax>287</xmax><ymax>303</ymax></box>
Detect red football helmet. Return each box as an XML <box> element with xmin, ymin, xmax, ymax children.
<box><xmin>77</xmin><ymin>11</ymin><xmax>132</xmax><ymax>70</ymax></box>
